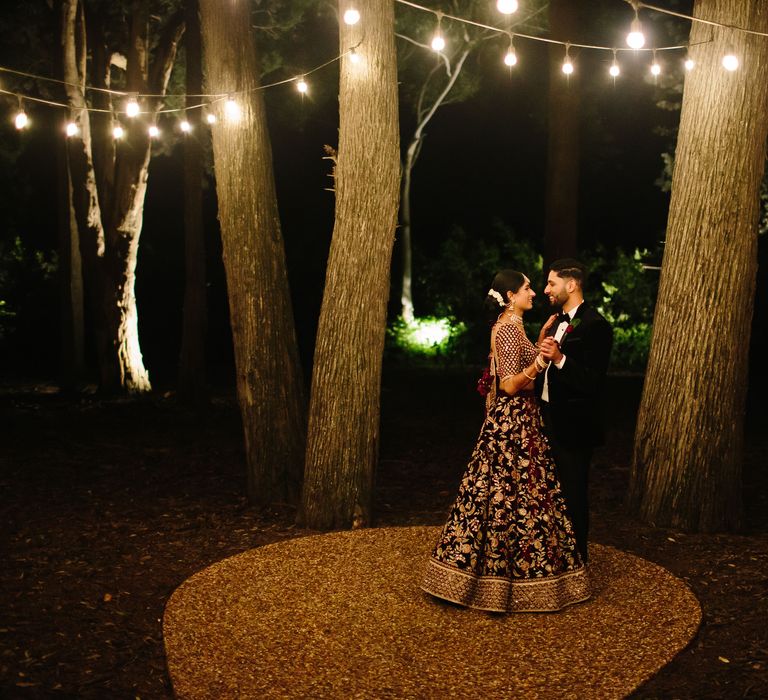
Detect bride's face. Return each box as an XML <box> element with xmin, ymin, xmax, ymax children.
<box><xmin>511</xmin><ymin>276</ymin><xmax>536</xmax><ymax>311</ymax></box>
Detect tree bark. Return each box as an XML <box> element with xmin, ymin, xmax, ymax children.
<box><xmin>543</xmin><ymin>0</ymin><xmax>580</xmax><ymax>265</ymax></box>
<box><xmin>199</xmin><ymin>0</ymin><xmax>306</xmax><ymax>504</ymax></box>
<box><xmin>61</xmin><ymin>0</ymin><xmax>184</xmax><ymax>394</ymax></box>
<box><xmin>300</xmin><ymin>0</ymin><xmax>400</xmax><ymax>529</ymax></box>
<box><xmin>56</xmin><ymin>131</ymin><xmax>85</xmax><ymax>390</ymax></box>
<box><xmin>178</xmin><ymin>0</ymin><xmax>207</xmax><ymax>404</ymax></box>
<box><xmin>628</xmin><ymin>0</ymin><xmax>768</xmax><ymax>532</ymax></box>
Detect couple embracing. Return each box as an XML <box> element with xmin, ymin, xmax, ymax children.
<box><xmin>421</xmin><ymin>259</ymin><xmax>613</xmax><ymax>613</ymax></box>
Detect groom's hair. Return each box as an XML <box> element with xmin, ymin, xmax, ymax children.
<box><xmin>549</xmin><ymin>258</ymin><xmax>587</xmax><ymax>287</ymax></box>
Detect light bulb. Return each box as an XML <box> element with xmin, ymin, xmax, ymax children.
<box><xmin>431</xmin><ymin>34</ymin><xmax>445</xmax><ymax>52</ymax></box>
<box><xmin>504</xmin><ymin>48</ymin><xmax>517</xmax><ymax>67</ymax></box>
<box><xmin>148</xmin><ymin>125</ymin><xmax>160</xmax><ymax>138</ymax></box>
<box><xmin>296</xmin><ymin>79</ymin><xmax>308</xmax><ymax>94</ymax></box>
<box><xmin>126</xmin><ymin>100</ymin><xmax>140</xmax><ymax>118</ymax></box>
<box><xmin>15</xmin><ymin>111</ymin><xmax>28</xmax><ymax>129</ymax></box>
<box><xmin>722</xmin><ymin>53</ymin><xmax>739</xmax><ymax>71</ymax></box>
<box><xmin>113</xmin><ymin>125</ymin><xmax>124</xmax><ymax>139</ymax></box>
<box><xmin>225</xmin><ymin>99</ymin><xmax>241</xmax><ymax>121</ymax></box>
<box><xmin>66</xmin><ymin>121</ymin><xmax>79</xmax><ymax>137</ymax></box>
<box><xmin>206</xmin><ymin>113</ymin><xmax>217</xmax><ymax>125</ymax></box>
<box><xmin>626</xmin><ymin>18</ymin><xmax>645</xmax><ymax>49</ymax></box>
<box><xmin>180</xmin><ymin>120</ymin><xmax>191</xmax><ymax>133</ymax></box>
<box><xmin>684</xmin><ymin>58</ymin><xmax>695</xmax><ymax>71</ymax></box>
<box><xmin>349</xmin><ymin>48</ymin><xmax>360</xmax><ymax>64</ymax></box>
<box><xmin>343</xmin><ymin>8</ymin><xmax>360</xmax><ymax>25</ymax></box>
<box><xmin>562</xmin><ymin>60</ymin><xmax>574</xmax><ymax>75</ymax></box>
<box><xmin>496</xmin><ymin>0</ymin><xmax>518</xmax><ymax>14</ymax></box>
<box><xmin>650</xmin><ymin>62</ymin><xmax>661</xmax><ymax>76</ymax></box>
<box><xmin>610</xmin><ymin>62</ymin><xmax>620</xmax><ymax>77</ymax></box>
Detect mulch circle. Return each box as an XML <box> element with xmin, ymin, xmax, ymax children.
<box><xmin>164</xmin><ymin>526</ymin><xmax>701</xmax><ymax>699</ymax></box>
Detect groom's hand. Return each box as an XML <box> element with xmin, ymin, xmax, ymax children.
<box><xmin>540</xmin><ymin>337</ymin><xmax>563</xmax><ymax>364</ymax></box>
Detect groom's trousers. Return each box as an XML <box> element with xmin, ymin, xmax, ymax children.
<box><xmin>541</xmin><ymin>420</ymin><xmax>593</xmax><ymax>564</ymax></box>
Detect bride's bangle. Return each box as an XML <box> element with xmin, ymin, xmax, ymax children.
<box><xmin>522</xmin><ymin>368</ymin><xmax>537</xmax><ymax>381</ymax></box>
<box><xmin>535</xmin><ymin>355</ymin><xmax>547</xmax><ymax>371</ymax></box>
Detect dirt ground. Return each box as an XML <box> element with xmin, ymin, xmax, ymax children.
<box><xmin>1</xmin><ymin>368</ymin><xmax>767</xmax><ymax>699</ymax></box>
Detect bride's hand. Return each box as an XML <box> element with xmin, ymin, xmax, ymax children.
<box><xmin>538</xmin><ymin>314</ymin><xmax>558</xmax><ymax>345</ymax></box>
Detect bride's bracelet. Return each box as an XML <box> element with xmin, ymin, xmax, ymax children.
<box><xmin>522</xmin><ymin>367</ymin><xmax>537</xmax><ymax>381</ymax></box>
<box><xmin>535</xmin><ymin>354</ymin><xmax>548</xmax><ymax>371</ymax></box>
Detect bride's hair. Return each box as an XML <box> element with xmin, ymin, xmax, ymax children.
<box><xmin>485</xmin><ymin>269</ymin><xmax>525</xmax><ymax>318</ymax></box>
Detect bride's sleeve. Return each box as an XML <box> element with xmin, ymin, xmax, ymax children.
<box><xmin>495</xmin><ymin>325</ymin><xmax>523</xmax><ymax>382</ymax></box>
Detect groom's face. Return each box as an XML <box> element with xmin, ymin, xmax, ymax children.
<box><xmin>544</xmin><ymin>272</ymin><xmax>569</xmax><ymax>308</ymax></box>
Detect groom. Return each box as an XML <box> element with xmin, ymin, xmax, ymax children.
<box><xmin>537</xmin><ymin>259</ymin><xmax>613</xmax><ymax>563</ymax></box>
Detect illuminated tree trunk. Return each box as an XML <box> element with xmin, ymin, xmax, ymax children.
<box><xmin>300</xmin><ymin>0</ymin><xmax>400</xmax><ymax>529</ymax></box>
<box><xmin>61</xmin><ymin>0</ymin><xmax>184</xmax><ymax>393</ymax></box>
<box><xmin>628</xmin><ymin>0</ymin><xmax>768</xmax><ymax>531</ymax></box>
<box><xmin>543</xmin><ymin>0</ymin><xmax>580</xmax><ymax>264</ymax></box>
<box><xmin>178</xmin><ymin>0</ymin><xmax>207</xmax><ymax>404</ymax></box>
<box><xmin>200</xmin><ymin>0</ymin><xmax>306</xmax><ymax>504</ymax></box>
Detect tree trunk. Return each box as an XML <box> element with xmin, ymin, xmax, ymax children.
<box><xmin>628</xmin><ymin>0</ymin><xmax>768</xmax><ymax>532</ymax></box>
<box><xmin>300</xmin><ymin>0</ymin><xmax>400</xmax><ymax>530</ymax></box>
<box><xmin>399</xmin><ymin>49</ymin><xmax>471</xmax><ymax>322</ymax></box>
<box><xmin>199</xmin><ymin>0</ymin><xmax>306</xmax><ymax>504</ymax></box>
<box><xmin>57</xmin><ymin>132</ymin><xmax>85</xmax><ymax>390</ymax></box>
<box><xmin>178</xmin><ymin>0</ymin><xmax>207</xmax><ymax>404</ymax></box>
<box><xmin>61</xmin><ymin>0</ymin><xmax>183</xmax><ymax>394</ymax></box>
<box><xmin>543</xmin><ymin>0</ymin><xmax>580</xmax><ymax>265</ymax></box>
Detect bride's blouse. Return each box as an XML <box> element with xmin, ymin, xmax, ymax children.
<box><xmin>493</xmin><ymin>322</ymin><xmax>537</xmax><ymax>383</ymax></box>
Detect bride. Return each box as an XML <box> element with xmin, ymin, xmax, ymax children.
<box><xmin>421</xmin><ymin>270</ymin><xmax>589</xmax><ymax>612</ymax></box>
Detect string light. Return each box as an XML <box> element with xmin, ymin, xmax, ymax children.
<box><xmin>626</xmin><ymin>3</ymin><xmax>646</xmax><ymax>49</ymax></box>
<box><xmin>206</xmin><ymin>113</ymin><xmax>217</xmax><ymax>125</ymax></box>
<box><xmin>562</xmin><ymin>44</ymin><xmax>574</xmax><ymax>75</ymax></box>
<box><xmin>125</xmin><ymin>99</ymin><xmax>140</xmax><ymax>118</ymax></box>
<box><xmin>349</xmin><ymin>47</ymin><xmax>361</xmax><ymax>64</ymax></box>
<box><xmin>431</xmin><ymin>12</ymin><xmax>445</xmax><ymax>52</ymax></box>
<box><xmin>113</xmin><ymin>125</ymin><xmax>124</xmax><ymax>139</ymax></box>
<box><xmin>684</xmin><ymin>57</ymin><xmax>695</xmax><ymax>71</ymax></box>
<box><xmin>343</xmin><ymin>8</ymin><xmax>360</xmax><ymax>25</ymax></box>
<box><xmin>503</xmin><ymin>34</ymin><xmax>517</xmax><ymax>67</ymax></box>
<box><xmin>65</xmin><ymin>121</ymin><xmax>79</xmax><ymax>137</ymax></box>
<box><xmin>224</xmin><ymin>98</ymin><xmax>241</xmax><ymax>121</ymax></box>
<box><xmin>148</xmin><ymin>125</ymin><xmax>160</xmax><ymax>138</ymax></box>
<box><xmin>296</xmin><ymin>78</ymin><xmax>308</xmax><ymax>94</ymax></box>
<box><xmin>609</xmin><ymin>50</ymin><xmax>620</xmax><ymax>78</ymax></box>
<box><xmin>180</xmin><ymin>119</ymin><xmax>191</xmax><ymax>133</ymax></box>
<box><xmin>496</xmin><ymin>0</ymin><xmax>518</xmax><ymax>14</ymax></box>
<box><xmin>15</xmin><ymin>109</ymin><xmax>28</xmax><ymax>130</ymax></box>
<box><xmin>722</xmin><ymin>53</ymin><xmax>739</xmax><ymax>71</ymax></box>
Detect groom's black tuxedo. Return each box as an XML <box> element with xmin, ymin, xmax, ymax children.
<box><xmin>537</xmin><ymin>302</ymin><xmax>612</xmax><ymax>563</ymax></box>
<box><xmin>540</xmin><ymin>302</ymin><xmax>613</xmax><ymax>448</ymax></box>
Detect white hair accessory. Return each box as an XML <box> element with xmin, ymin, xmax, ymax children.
<box><xmin>487</xmin><ymin>289</ymin><xmax>505</xmax><ymax>307</ymax></box>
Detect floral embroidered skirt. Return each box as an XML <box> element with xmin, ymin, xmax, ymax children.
<box><xmin>421</xmin><ymin>392</ymin><xmax>590</xmax><ymax>613</ymax></box>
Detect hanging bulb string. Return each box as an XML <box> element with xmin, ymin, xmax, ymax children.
<box><xmin>0</xmin><ymin>49</ymin><xmax>347</xmax><ymax>116</ymax></box>
<box><xmin>396</xmin><ymin>0</ymin><xmax>697</xmax><ymax>52</ymax></box>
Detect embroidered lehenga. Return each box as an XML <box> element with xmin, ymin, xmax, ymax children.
<box><xmin>421</xmin><ymin>321</ymin><xmax>590</xmax><ymax>612</ymax></box>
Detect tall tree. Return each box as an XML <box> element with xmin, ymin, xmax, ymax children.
<box><xmin>628</xmin><ymin>0</ymin><xmax>768</xmax><ymax>531</ymax></box>
<box><xmin>56</xmin><ymin>130</ymin><xmax>85</xmax><ymax>390</ymax></box>
<box><xmin>543</xmin><ymin>0</ymin><xmax>580</xmax><ymax>264</ymax></box>
<box><xmin>300</xmin><ymin>0</ymin><xmax>400</xmax><ymax>529</ymax></box>
<box><xmin>396</xmin><ymin>1</ymin><xmax>547</xmax><ymax>321</ymax></box>
<box><xmin>199</xmin><ymin>0</ymin><xmax>306</xmax><ymax>504</ymax></box>
<box><xmin>61</xmin><ymin>0</ymin><xmax>184</xmax><ymax>393</ymax></box>
<box><xmin>177</xmin><ymin>0</ymin><xmax>206</xmax><ymax>404</ymax></box>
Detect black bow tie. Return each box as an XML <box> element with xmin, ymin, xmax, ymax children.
<box><xmin>556</xmin><ymin>312</ymin><xmax>570</xmax><ymax>325</ymax></box>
